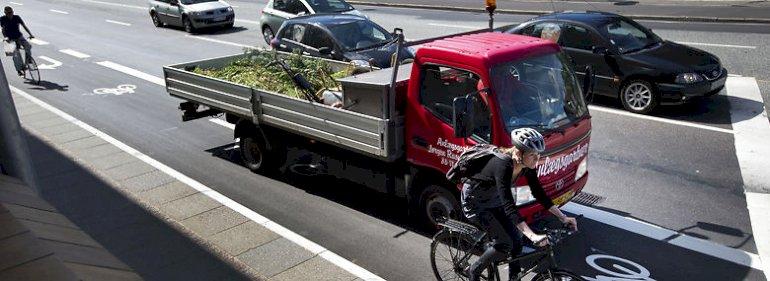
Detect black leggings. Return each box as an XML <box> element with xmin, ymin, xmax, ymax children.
<box><xmin>467</xmin><ymin>207</ymin><xmax>523</xmax><ymax>281</ymax></box>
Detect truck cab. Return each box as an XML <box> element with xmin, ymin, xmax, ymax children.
<box><xmin>404</xmin><ymin>32</ymin><xmax>591</xmax><ymax>226</ymax></box>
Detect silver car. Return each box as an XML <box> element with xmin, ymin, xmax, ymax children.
<box><xmin>260</xmin><ymin>0</ymin><xmax>365</xmax><ymax>43</ymax></box>
<box><xmin>149</xmin><ymin>0</ymin><xmax>235</xmax><ymax>33</ymax></box>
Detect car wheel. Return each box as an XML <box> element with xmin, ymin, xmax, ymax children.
<box><xmin>151</xmin><ymin>12</ymin><xmax>163</xmax><ymax>27</ymax></box>
<box><xmin>224</xmin><ymin>22</ymin><xmax>234</xmax><ymax>29</ymax></box>
<box><xmin>183</xmin><ymin>16</ymin><xmax>196</xmax><ymax>33</ymax></box>
<box><xmin>419</xmin><ymin>185</ymin><xmax>461</xmax><ymax>230</ymax></box>
<box><xmin>262</xmin><ymin>26</ymin><xmax>274</xmax><ymax>44</ymax></box>
<box><xmin>621</xmin><ymin>80</ymin><xmax>658</xmax><ymax>114</ymax></box>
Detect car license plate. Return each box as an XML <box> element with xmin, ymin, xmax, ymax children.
<box><xmin>214</xmin><ymin>16</ymin><xmax>226</xmax><ymax>22</ymax></box>
<box><xmin>553</xmin><ymin>190</ymin><xmax>575</xmax><ymax>206</ymax></box>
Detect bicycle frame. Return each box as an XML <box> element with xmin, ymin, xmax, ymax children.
<box><xmin>453</xmin><ymin>236</ymin><xmax>559</xmax><ymax>281</ymax></box>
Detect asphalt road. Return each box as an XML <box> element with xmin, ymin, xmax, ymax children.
<box><xmin>4</xmin><ymin>0</ymin><xmax>768</xmax><ymax>279</ymax></box>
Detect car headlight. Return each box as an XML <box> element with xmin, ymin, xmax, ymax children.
<box><xmin>675</xmin><ymin>73</ymin><xmax>703</xmax><ymax>84</ymax></box>
<box><xmin>512</xmin><ymin>185</ymin><xmax>535</xmax><ymax>206</ymax></box>
<box><xmin>226</xmin><ymin>7</ymin><xmax>233</xmax><ymax>12</ymax></box>
<box><xmin>350</xmin><ymin>59</ymin><xmax>370</xmax><ymax>68</ymax></box>
<box><xmin>575</xmin><ymin>157</ymin><xmax>588</xmax><ymax>181</ymax></box>
<box><xmin>190</xmin><ymin>11</ymin><xmax>201</xmax><ymax>16</ymax></box>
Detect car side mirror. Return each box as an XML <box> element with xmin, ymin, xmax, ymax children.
<box><xmin>582</xmin><ymin>65</ymin><xmax>595</xmax><ymax>98</ymax></box>
<box><xmin>318</xmin><ymin>47</ymin><xmax>332</xmax><ymax>55</ymax></box>
<box><xmin>592</xmin><ymin>46</ymin><xmax>609</xmax><ymax>55</ymax></box>
<box><xmin>452</xmin><ymin>95</ymin><xmax>475</xmax><ymax>138</ymax></box>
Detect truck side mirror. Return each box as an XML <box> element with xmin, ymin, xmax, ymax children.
<box><xmin>582</xmin><ymin>65</ymin><xmax>595</xmax><ymax>98</ymax></box>
<box><xmin>452</xmin><ymin>95</ymin><xmax>475</xmax><ymax>138</ymax></box>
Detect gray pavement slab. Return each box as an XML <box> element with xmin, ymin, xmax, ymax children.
<box><xmin>0</xmin><ymin>179</ymin><xmax>36</xmax><ymax>196</ymax></box>
<box><xmin>46</xmin><ymin>130</ymin><xmax>92</xmax><ymax>144</ymax></box>
<box><xmin>120</xmin><ymin>170</ymin><xmax>177</xmax><ymax>194</ymax></box>
<box><xmin>211</xmin><ymin>221</ymin><xmax>281</xmax><ymax>256</ymax></box>
<box><xmin>159</xmin><ymin>193</ymin><xmax>222</xmax><ymax>221</ymax></box>
<box><xmin>22</xmin><ymin>220</ymin><xmax>102</xmax><ymax>248</ymax></box>
<box><xmin>0</xmin><ymin>212</ymin><xmax>28</xmax><ymax>240</ymax></box>
<box><xmin>179</xmin><ymin>205</ymin><xmax>249</xmax><ymax>237</ymax></box>
<box><xmin>269</xmin><ymin>256</ymin><xmax>358</xmax><ymax>281</ymax></box>
<box><xmin>0</xmin><ymin>232</ymin><xmax>54</xmax><ymax>271</ymax></box>
<box><xmin>26</xmin><ymin>117</ymin><xmax>71</xmax><ymax>130</ymax></box>
<box><xmin>0</xmin><ymin>190</ymin><xmax>57</xmax><ymax>212</ymax></box>
<box><xmin>4</xmin><ymin>204</ymin><xmax>79</xmax><ymax>230</ymax></box>
<box><xmin>64</xmin><ymin>263</ymin><xmax>142</xmax><ymax>281</ymax></box>
<box><xmin>88</xmin><ymin>151</ymin><xmax>138</xmax><ymax>170</ymax></box>
<box><xmin>238</xmin><ymin>238</ymin><xmax>315</xmax><ymax>278</ymax></box>
<box><xmin>19</xmin><ymin>109</ymin><xmax>57</xmax><ymax>120</ymax></box>
<box><xmin>137</xmin><ymin>181</ymin><xmax>198</xmax><ymax>207</ymax></box>
<box><xmin>43</xmin><ymin>240</ymin><xmax>132</xmax><ymax>271</ymax></box>
<box><xmin>35</xmin><ymin>122</ymin><xmax>82</xmax><ymax>136</ymax></box>
<box><xmin>72</xmin><ymin>144</ymin><xmax>124</xmax><ymax>161</ymax></box>
<box><xmin>0</xmin><ymin>255</ymin><xmax>79</xmax><ymax>281</ymax></box>
<box><xmin>103</xmin><ymin>161</ymin><xmax>156</xmax><ymax>181</ymax></box>
<box><xmin>60</xmin><ymin>136</ymin><xmax>108</xmax><ymax>151</ymax></box>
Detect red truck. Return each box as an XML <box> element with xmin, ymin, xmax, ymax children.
<box><xmin>163</xmin><ymin>30</ymin><xmax>593</xmax><ymax>228</ymax></box>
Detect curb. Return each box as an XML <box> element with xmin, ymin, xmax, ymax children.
<box><xmin>348</xmin><ymin>1</ymin><xmax>770</xmax><ymax>24</ymax></box>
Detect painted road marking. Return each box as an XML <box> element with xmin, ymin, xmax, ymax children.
<box><xmin>49</xmin><ymin>9</ymin><xmax>70</xmax><ymax>14</ymax></box>
<box><xmin>9</xmin><ymin>2</ymin><xmax>23</xmax><ymax>5</ymax></box>
<box><xmin>9</xmin><ymin>85</ymin><xmax>386</xmax><ymax>281</ymax></box>
<box><xmin>96</xmin><ymin>61</ymin><xmax>165</xmax><ymax>86</ymax></box>
<box><xmin>37</xmin><ymin>56</ymin><xmax>62</xmax><ymax>70</ymax></box>
<box><xmin>80</xmin><ymin>0</ymin><xmax>144</xmax><ymax>9</ymax></box>
<box><xmin>29</xmin><ymin>38</ymin><xmax>49</xmax><ymax>45</ymax></box>
<box><xmin>427</xmin><ymin>23</ymin><xmax>482</xmax><ymax>29</ymax></box>
<box><xmin>59</xmin><ymin>49</ymin><xmax>91</xmax><ymax>59</ymax></box>
<box><xmin>235</xmin><ymin>19</ymin><xmax>259</xmax><ymax>25</ymax></box>
<box><xmin>92</xmin><ymin>84</ymin><xmax>137</xmax><ymax>96</ymax></box>
<box><xmin>209</xmin><ymin>118</ymin><xmax>235</xmax><ymax>130</ymax></box>
<box><xmin>184</xmin><ymin>35</ymin><xmax>254</xmax><ymax>48</ymax></box>
<box><xmin>564</xmin><ymin>202</ymin><xmax>763</xmax><ymax>270</ymax></box>
<box><xmin>105</xmin><ymin>19</ymin><xmax>132</xmax><ymax>26</ymax></box>
<box><xmin>587</xmin><ymin>104</ymin><xmax>734</xmax><ymax>134</ymax></box>
<box><xmin>675</xmin><ymin>41</ymin><xmax>756</xmax><ymax>50</ymax></box>
<box><xmin>726</xmin><ymin>76</ymin><xmax>770</xmax><ymax>277</ymax></box>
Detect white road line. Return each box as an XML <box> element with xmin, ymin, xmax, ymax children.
<box><xmin>49</xmin><ymin>9</ymin><xmax>70</xmax><ymax>14</ymax></box>
<box><xmin>728</xmin><ymin>74</ymin><xmax>743</xmax><ymax>77</ymax></box>
<box><xmin>80</xmin><ymin>0</ymin><xmax>144</xmax><ymax>9</ymax></box>
<box><xmin>184</xmin><ymin>35</ymin><xmax>254</xmax><ymax>49</ymax></box>
<box><xmin>9</xmin><ymin>85</ymin><xmax>386</xmax><ymax>281</ymax></box>
<box><xmin>9</xmin><ymin>2</ymin><xmax>23</xmax><ymax>5</ymax></box>
<box><xmin>105</xmin><ymin>19</ymin><xmax>132</xmax><ymax>26</ymax></box>
<box><xmin>29</xmin><ymin>38</ymin><xmax>49</xmax><ymax>45</ymax></box>
<box><xmin>675</xmin><ymin>41</ymin><xmax>756</xmax><ymax>49</ymax></box>
<box><xmin>727</xmin><ymin>77</ymin><xmax>770</xmax><ymax>277</ymax></box>
<box><xmin>37</xmin><ymin>56</ymin><xmax>63</xmax><ymax>70</ymax></box>
<box><xmin>587</xmin><ymin>104</ymin><xmax>734</xmax><ymax>134</ymax></box>
<box><xmin>564</xmin><ymin>203</ymin><xmax>763</xmax><ymax>270</ymax></box>
<box><xmin>59</xmin><ymin>49</ymin><xmax>91</xmax><ymax>59</ymax></box>
<box><xmin>209</xmin><ymin>118</ymin><xmax>235</xmax><ymax>130</ymax></box>
<box><xmin>95</xmin><ymin>61</ymin><xmax>165</xmax><ymax>86</ymax></box>
<box><xmin>427</xmin><ymin>23</ymin><xmax>482</xmax><ymax>29</ymax></box>
<box><xmin>235</xmin><ymin>19</ymin><xmax>259</xmax><ymax>25</ymax></box>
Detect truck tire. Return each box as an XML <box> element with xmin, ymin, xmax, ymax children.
<box><xmin>239</xmin><ymin>132</ymin><xmax>284</xmax><ymax>175</ymax></box>
<box><xmin>419</xmin><ymin>185</ymin><xmax>462</xmax><ymax>230</ymax></box>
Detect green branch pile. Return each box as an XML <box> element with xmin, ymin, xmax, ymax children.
<box><xmin>192</xmin><ymin>50</ymin><xmax>352</xmax><ymax>100</ymax></box>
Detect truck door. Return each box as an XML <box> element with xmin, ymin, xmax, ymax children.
<box><xmin>406</xmin><ymin>64</ymin><xmax>492</xmax><ymax>172</ymax></box>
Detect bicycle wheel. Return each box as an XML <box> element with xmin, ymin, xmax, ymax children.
<box><xmin>25</xmin><ymin>58</ymin><xmax>40</xmax><ymax>85</ymax></box>
<box><xmin>532</xmin><ymin>269</ymin><xmax>585</xmax><ymax>281</ymax></box>
<box><xmin>430</xmin><ymin>230</ymin><xmax>496</xmax><ymax>281</ymax></box>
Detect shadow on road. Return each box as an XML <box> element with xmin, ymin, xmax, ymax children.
<box><xmin>26</xmin><ymin>80</ymin><xmax>69</xmax><ymax>92</ymax></box>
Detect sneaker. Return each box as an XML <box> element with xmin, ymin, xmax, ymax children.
<box><xmin>17</xmin><ymin>70</ymin><xmax>23</xmax><ymax>76</ymax></box>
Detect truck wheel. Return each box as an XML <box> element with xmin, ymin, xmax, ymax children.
<box><xmin>239</xmin><ymin>131</ymin><xmax>284</xmax><ymax>175</ymax></box>
<box><xmin>419</xmin><ymin>185</ymin><xmax>461</xmax><ymax>230</ymax></box>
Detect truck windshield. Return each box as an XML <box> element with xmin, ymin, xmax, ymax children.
<box><xmin>490</xmin><ymin>52</ymin><xmax>588</xmax><ymax>133</ymax></box>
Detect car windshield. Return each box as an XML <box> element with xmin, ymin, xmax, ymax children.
<box><xmin>181</xmin><ymin>0</ymin><xmax>218</xmax><ymax>4</ymax></box>
<box><xmin>604</xmin><ymin>19</ymin><xmax>661</xmax><ymax>53</ymax></box>
<box><xmin>491</xmin><ymin>52</ymin><xmax>588</xmax><ymax>133</ymax></box>
<box><xmin>306</xmin><ymin>0</ymin><xmax>354</xmax><ymax>13</ymax></box>
<box><xmin>327</xmin><ymin>20</ymin><xmax>392</xmax><ymax>51</ymax></box>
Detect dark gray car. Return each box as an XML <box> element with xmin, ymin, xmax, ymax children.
<box><xmin>149</xmin><ymin>0</ymin><xmax>235</xmax><ymax>33</ymax></box>
<box><xmin>259</xmin><ymin>0</ymin><xmax>365</xmax><ymax>44</ymax></box>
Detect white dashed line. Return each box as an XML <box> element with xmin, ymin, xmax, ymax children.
<box><xmin>59</xmin><ymin>49</ymin><xmax>91</xmax><ymax>59</ymax></box>
<box><xmin>80</xmin><ymin>0</ymin><xmax>144</xmax><ymax>9</ymax></box>
<box><xmin>675</xmin><ymin>41</ymin><xmax>756</xmax><ymax>49</ymax></box>
<box><xmin>184</xmin><ymin>35</ymin><xmax>253</xmax><ymax>48</ymax></box>
<box><xmin>29</xmin><ymin>38</ymin><xmax>49</xmax><ymax>45</ymax></box>
<box><xmin>587</xmin><ymin>104</ymin><xmax>734</xmax><ymax>134</ymax></box>
<box><xmin>49</xmin><ymin>9</ymin><xmax>69</xmax><ymax>14</ymax></box>
<box><xmin>235</xmin><ymin>19</ymin><xmax>259</xmax><ymax>25</ymax></box>
<box><xmin>9</xmin><ymin>85</ymin><xmax>386</xmax><ymax>281</ymax></box>
<box><xmin>9</xmin><ymin>2</ymin><xmax>23</xmax><ymax>5</ymax></box>
<box><xmin>96</xmin><ymin>61</ymin><xmax>165</xmax><ymax>86</ymax></box>
<box><xmin>105</xmin><ymin>19</ymin><xmax>132</xmax><ymax>26</ymax></box>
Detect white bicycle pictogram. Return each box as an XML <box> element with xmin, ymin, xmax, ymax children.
<box><xmin>92</xmin><ymin>84</ymin><xmax>136</xmax><ymax>96</ymax></box>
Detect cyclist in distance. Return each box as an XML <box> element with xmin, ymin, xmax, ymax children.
<box><xmin>1</xmin><ymin>6</ymin><xmax>35</xmax><ymax>76</ymax></box>
<box><xmin>462</xmin><ymin>128</ymin><xmax>578</xmax><ymax>281</ymax></box>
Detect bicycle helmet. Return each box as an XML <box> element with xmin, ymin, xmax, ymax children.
<box><xmin>510</xmin><ymin>128</ymin><xmax>545</xmax><ymax>153</ymax></box>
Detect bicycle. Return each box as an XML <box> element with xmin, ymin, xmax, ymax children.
<box><xmin>4</xmin><ymin>37</ymin><xmax>39</xmax><ymax>85</ymax></box>
<box><xmin>430</xmin><ymin>217</ymin><xmax>585</xmax><ymax>281</ymax></box>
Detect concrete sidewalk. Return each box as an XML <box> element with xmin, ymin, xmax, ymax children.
<box><xmin>9</xmin><ymin>86</ymin><xmax>382</xmax><ymax>280</ymax></box>
<box><xmin>350</xmin><ymin>0</ymin><xmax>770</xmax><ymax>24</ymax></box>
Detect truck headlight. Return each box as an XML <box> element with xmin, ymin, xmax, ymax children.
<box><xmin>512</xmin><ymin>185</ymin><xmax>535</xmax><ymax>206</ymax></box>
<box><xmin>575</xmin><ymin>158</ymin><xmax>587</xmax><ymax>181</ymax></box>
<box><xmin>675</xmin><ymin>73</ymin><xmax>703</xmax><ymax>84</ymax></box>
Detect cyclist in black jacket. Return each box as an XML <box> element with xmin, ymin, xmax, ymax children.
<box><xmin>1</xmin><ymin>6</ymin><xmax>34</xmax><ymax>76</ymax></box>
<box><xmin>462</xmin><ymin>128</ymin><xmax>578</xmax><ymax>281</ymax></box>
